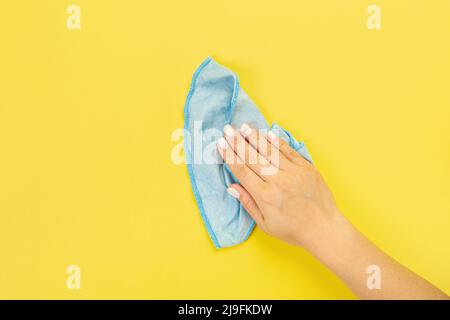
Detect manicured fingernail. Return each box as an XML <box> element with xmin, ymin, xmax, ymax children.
<box><xmin>240</xmin><ymin>123</ymin><xmax>252</xmax><ymax>137</ymax></box>
<box><xmin>223</xmin><ymin>124</ymin><xmax>235</xmax><ymax>137</ymax></box>
<box><xmin>227</xmin><ymin>187</ymin><xmax>240</xmax><ymax>199</ymax></box>
<box><xmin>217</xmin><ymin>137</ymin><xmax>228</xmax><ymax>150</ymax></box>
<box><xmin>267</xmin><ymin>130</ymin><xmax>277</xmax><ymax>142</ymax></box>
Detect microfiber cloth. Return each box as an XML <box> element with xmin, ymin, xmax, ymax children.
<box><xmin>184</xmin><ymin>57</ymin><xmax>312</xmax><ymax>248</ymax></box>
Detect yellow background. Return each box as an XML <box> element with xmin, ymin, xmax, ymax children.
<box><xmin>0</xmin><ymin>1</ymin><xmax>449</xmax><ymax>299</ymax></box>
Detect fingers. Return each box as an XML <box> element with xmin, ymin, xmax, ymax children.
<box><xmin>240</xmin><ymin>123</ymin><xmax>270</xmax><ymax>157</ymax></box>
<box><xmin>266</xmin><ymin>130</ymin><xmax>309</xmax><ymax>167</ymax></box>
<box><xmin>223</xmin><ymin>124</ymin><xmax>275</xmax><ymax>180</ymax></box>
<box><xmin>226</xmin><ymin>184</ymin><xmax>265</xmax><ymax>227</ymax></box>
<box><xmin>219</xmin><ymin>123</ymin><xmax>308</xmax><ymax>172</ymax></box>
<box><xmin>239</xmin><ymin>123</ymin><xmax>288</xmax><ymax>170</ymax></box>
<box><xmin>217</xmin><ymin>136</ymin><xmax>264</xmax><ymax>196</ymax></box>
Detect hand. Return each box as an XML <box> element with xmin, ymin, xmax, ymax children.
<box><xmin>217</xmin><ymin>123</ymin><xmax>448</xmax><ymax>299</ymax></box>
<box><xmin>217</xmin><ymin>123</ymin><xmax>344</xmax><ymax>249</ymax></box>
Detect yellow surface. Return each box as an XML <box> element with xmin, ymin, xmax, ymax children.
<box><xmin>0</xmin><ymin>1</ymin><xmax>449</xmax><ymax>299</ymax></box>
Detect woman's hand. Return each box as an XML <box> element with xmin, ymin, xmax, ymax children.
<box><xmin>217</xmin><ymin>123</ymin><xmax>345</xmax><ymax>249</ymax></box>
<box><xmin>217</xmin><ymin>123</ymin><xmax>448</xmax><ymax>299</ymax></box>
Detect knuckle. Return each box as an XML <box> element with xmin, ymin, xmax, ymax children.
<box><xmin>260</xmin><ymin>164</ymin><xmax>280</xmax><ymax>177</ymax></box>
<box><xmin>241</xmin><ymin>196</ymin><xmax>252</xmax><ymax>209</ymax></box>
<box><xmin>285</xmin><ymin>146</ymin><xmax>299</xmax><ymax>159</ymax></box>
<box><xmin>224</xmin><ymin>152</ymin><xmax>237</xmax><ymax>165</ymax></box>
<box><xmin>232</xmin><ymin>164</ymin><xmax>246</xmax><ymax>178</ymax></box>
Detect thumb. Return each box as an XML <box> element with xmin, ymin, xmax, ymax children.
<box><xmin>227</xmin><ymin>184</ymin><xmax>264</xmax><ymax>226</ymax></box>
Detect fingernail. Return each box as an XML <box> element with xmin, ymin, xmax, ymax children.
<box><xmin>217</xmin><ymin>137</ymin><xmax>228</xmax><ymax>150</ymax></box>
<box><xmin>227</xmin><ymin>187</ymin><xmax>240</xmax><ymax>199</ymax></box>
<box><xmin>267</xmin><ymin>130</ymin><xmax>277</xmax><ymax>142</ymax></box>
<box><xmin>223</xmin><ymin>124</ymin><xmax>235</xmax><ymax>137</ymax></box>
<box><xmin>240</xmin><ymin>123</ymin><xmax>252</xmax><ymax>137</ymax></box>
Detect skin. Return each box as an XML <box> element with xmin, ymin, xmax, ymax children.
<box><xmin>216</xmin><ymin>123</ymin><xmax>448</xmax><ymax>300</ymax></box>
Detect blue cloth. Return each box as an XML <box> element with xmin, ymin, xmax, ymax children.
<box><xmin>184</xmin><ymin>57</ymin><xmax>312</xmax><ymax>248</ymax></box>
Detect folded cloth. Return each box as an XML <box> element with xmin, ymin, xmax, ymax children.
<box><xmin>184</xmin><ymin>57</ymin><xmax>312</xmax><ymax>248</ymax></box>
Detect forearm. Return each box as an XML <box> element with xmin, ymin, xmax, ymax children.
<box><xmin>304</xmin><ymin>213</ymin><xmax>448</xmax><ymax>300</ymax></box>
<box><xmin>216</xmin><ymin>123</ymin><xmax>447</xmax><ymax>299</ymax></box>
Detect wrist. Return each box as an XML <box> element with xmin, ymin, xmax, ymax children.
<box><xmin>302</xmin><ymin>211</ymin><xmax>361</xmax><ymax>263</ymax></box>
